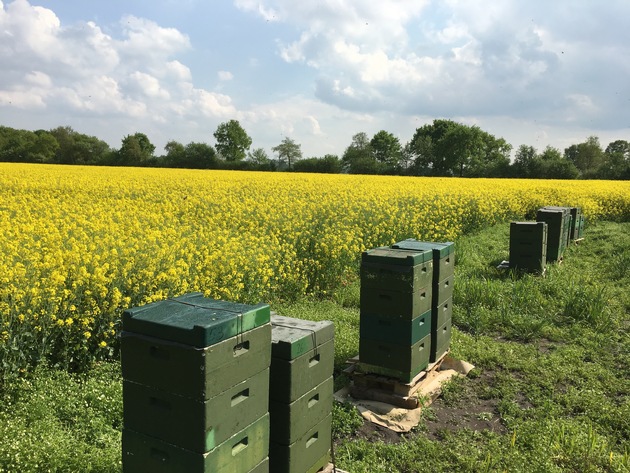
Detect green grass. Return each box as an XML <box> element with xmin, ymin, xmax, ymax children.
<box><xmin>0</xmin><ymin>221</ymin><xmax>628</xmax><ymax>472</ymax></box>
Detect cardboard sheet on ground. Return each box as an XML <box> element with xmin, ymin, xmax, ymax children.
<box><xmin>334</xmin><ymin>356</ymin><xmax>475</xmax><ymax>433</ymax></box>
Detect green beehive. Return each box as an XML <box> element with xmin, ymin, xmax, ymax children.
<box><xmin>361</xmin><ymin>247</ymin><xmax>433</xmax><ymax>292</ymax></box>
<box><xmin>509</xmin><ymin>221</ymin><xmax>548</xmax><ymax>273</ymax></box>
<box><xmin>433</xmin><ymin>296</ymin><xmax>453</xmax><ymax>330</ymax></box>
<box><xmin>392</xmin><ymin>239</ymin><xmax>455</xmax><ymax>283</ymax></box>
<box><xmin>121</xmin><ymin>323</ymin><xmax>271</xmax><ymax>400</ymax></box>
<box><xmin>122</xmin><ymin>413</ymin><xmax>270</xmax><ymax>473</ymax></box>
<box><xmin>359</xmin><ymin>333</ymin><xmax>431</xmax><ymax>382</ymax></box>
<box><xmin>123</xmin><ymin>293</ymin><xmax>270</xmax><ymax>348</ymax></box>
<box><xmin>569</xmin><ymin>207</ymin><xmax>583</xmax><ymax>240</ymax></box>
<box><xmin>269</xmin><ymin>415</ymin><xmax>331</xmax><ymax>473</ymax></box>
<box><xmin>360</xmin><ymin>310</ymin><xmax>430</xmax><ymax>345</ymax></box>
<box><xmin>537</xmin><ymin>208</ymin><xmax>570</xmax><ymax>261</ymax></box>
<box><xmin>269</xmin><ymin>316</ymin><xmax>334</xmax><ymax>403</ymax></box>
<box><xmin>123</xmin><ymin>368</ymin><xmax>269</xmax><ymax>453</ymax></box>
<box><xmin>269</xmin><ymin>376</ymin><xmax>333</xmax><ymax>445</ymax></box>
<box><xmin>359</xmin><ymin>284</ymin><xmax>431</xmax><ymax>320</ymax></box>
<box><xmin>431</xmin><ymin>316</ymin><xmax>452</xmax><ymax>363</ymax></box>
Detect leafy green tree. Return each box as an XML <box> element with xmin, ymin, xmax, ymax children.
<box><xmin>162</xmin><ymin>140</ymin><xmax>186</xmax><ymax>167</ymax></box>
<box><xmin>342</xmin><ymin>132</ymin><xmax>379</xmax><ymax>174</ymax></box>
<box><xmin>0</xmin><ymin>126</ymin><xmax>59</xmax><ymax>163</ymax></box>
<box><xmin>183</xmin><ymin>142</ymin><xmax>218</xmax><ymax>169</ymax></box>
<box><xmin>513</xmin><ymin>145</ymin><xmax>538</xmax><ymax>177</ymax></box>
<box><xmin>564</xmin><ymin>136</ymin><xmax>604</xmax><ymax>177</ymax></box>
<box><xmin>213</xmin><ymin>120</ymin><xmax>252</xmax><ymax>161</ymax></box>
<box><xmin>247</xmin><ymin>148</ymin><xmax>275</xmax><ymax>171</ymax></box>
<box><xmin>116</xmin><ymin>133</ymin><xmax>155</xmax><ymax>166</ymax></box>
<box><xmin>292</xmin><ymin>154</ymin><xmax>341</xmax><ymax>174</ymax></box>
<box><xmin>272</xmin><ymin>137</ymin><xmax>302</xmax><ymax>170</ymax></box>
<box><xmin>598</xmin><ymin>140</ymin><xmax>630</xmax><ymax>179</ymax></box>
<box><xmin>370</xmin><ymin>130</ymin><xmax>402</xmax><ymax>169</ymax></box>
<box><xmin>49</xmin><ymin>126</ymin><xmax>110</xmax><ymax>165</ymax></box>
<box><xmin>408</xmin><ymin>119</ymin><xmax>511</xmax><ymax>177</ymax></box>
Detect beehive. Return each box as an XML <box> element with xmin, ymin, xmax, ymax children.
<box><xmin>537</xmin><ymin>208</ymin><xmax>571</xmax><ymax>261</ymax></box>
<box><xmin>359</xmin><ymin>246</ymin><xmax>434</xmax><ymax>380</ymax></box>
<box><xmin>509</xmin><ymin>221</ymin><xmax>548</xmax><ymax>273</ymax></box>
<box><xmin>391</xmin><ymin>240</ymin><xmax>455</xmax><ymax>362</ymax></box>
<box><xmin>269</xmin><ymin>315</ymin><xmax>334</xmax><ymax>473</ymax></box>
<box><xmin>121</xmin><ymin>293</ymin><xmax>271</xmax><ymax>473</ymax></box>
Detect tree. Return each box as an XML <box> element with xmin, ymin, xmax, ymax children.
<box><xmin>342</xmin><ymin>132</ymin><xmax>379</xmax><ymax>174</ymax></box>
<box><xmin>247</xmin><ymin>148</ymin><xmax>274</xmax><ymax>170</ymax></box>
<box><xmin>213</xmin><ymin>120</ymin><xmax>252</xmax><ymax>161</ymax></box>
<box><xmin>513</xmin><ymin>145</ymin><xmax>538</xmax><ymax>177</ymax></box>
<box><xmin>564</xmin><ymin>136</ymin><xmax>604</xmax><ymax>177</ymax></box>
<box><xmin>370</xmin><ymin>130</ymin><xmax>402</xmax><ymax>169</ymax></box>
<box><xmin>0</xmin><ymin>126</ymin><xmax>59</xmax><ymax>163</ymax></box>
<box><xmin>408</xmin><ymin>119</ymin><xmax>511</xmax><ymax>177</ymax></box>
<box><xmin>598</xmin><ymin>140</ymin><xmax>630</xmax><ymax>179</ymax></box>
<box><xmin>292</xmin><ymin>154</ymin><xmax>342</xmax><ymax>174</ymax></box>
<box><xmin>49</xmin><ymin>126</ymin><xmax>110</xmax><ymax>165</ymax></box>
<box><xmin>272</xmin><ymin>137</ymin><xmax>302</xmax><ymax>170</ymax></box>
<box><xmin>116</xmin><ymin>133</ymin><xmax>155</xmax><ymax>166</ymax></box>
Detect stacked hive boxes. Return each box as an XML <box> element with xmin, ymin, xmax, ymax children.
<box><xmin>571</xmin><ymin>207</ymin><xmax>585</xmax><ymax>240</ymax></box>
<box><xmin>269</xmin><ymin>315</ymin><xmax>334</xmax><ymax>473</ymax></box>
<box><xmin>359</xmin><ymin>247</ymin><xmax>434</xmax><ymax>382</ymax></box>
<box><xmin>509</xmin><ymin>222</ymin><xmax>548</xmax><ymax>273</ymax></box>
<box><xmin>536</xmin><ymin>207</ymin><xmax>571</xmax><ymax>262</ymax></box>
<box><xmin>392</xmin><ymin>240</ymin><xmax>455</xmax><ymax>363</ymax></box>
<box><xmin>121</xmin><ymin>293</ymin><xmax>271</xmax><ymax>473</ymax></box>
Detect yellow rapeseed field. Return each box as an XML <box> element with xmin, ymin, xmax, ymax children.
<box><xmin>1</xmin><ymin>163</ymin><xmax>629</xmax><ymax>371</ymax></box>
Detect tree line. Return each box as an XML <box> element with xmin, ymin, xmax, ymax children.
<box><xmin>1</xmin><ymin>119</ymin><xmax>628</xmax><ymax>179</ymax></box>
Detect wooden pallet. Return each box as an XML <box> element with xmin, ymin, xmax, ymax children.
<box><xmin>344</xmin><ymin>351</ymin><xmax>449</xmax><ymax>409</ymax></box>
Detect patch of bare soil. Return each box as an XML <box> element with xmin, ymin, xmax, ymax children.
<box><xmin>423</xmin><ymin>369</ymin><xmax>508</xmax><ymax>441</ymax></box>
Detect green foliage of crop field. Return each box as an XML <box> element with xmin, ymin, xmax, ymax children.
<box><xmin>0</xmin><ymin>221</ymin><xmax>628</xmax><ymax>472</ymax></box>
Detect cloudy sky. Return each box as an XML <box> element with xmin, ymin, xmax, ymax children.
<box><xmin>1</xmin><ymin>0</ymin><xmax>629</xmax><ymax>159</ymax></box>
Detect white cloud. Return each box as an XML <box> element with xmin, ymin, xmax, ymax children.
<box><xmin>218</xmin><ymin>70</ymin><xmax>234</xmax><ymax>81</ymax></box>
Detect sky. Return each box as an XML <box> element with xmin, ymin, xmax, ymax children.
<box><xmin>1</xmin><ymin>0</ymin><xmax>629</xmax><ymax>159</ymax></box>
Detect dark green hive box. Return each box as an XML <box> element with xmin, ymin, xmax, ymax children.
<box><xmin>123</xmin><ymin>368</ymin><xmax>269</xmax><ymax>454</ymax></box>
<box><xmin>122</xmin><ymin>413</ymin><xmax>269</xmax><ymax>473</ymax></box>
<box><xmin>435</xmin><ymin>273</ymin><xmax>454</xmax><ymax>306</ymax></box>
<box><xmin>121</xmin><ymin>323</ymin><xmax>270</xmax><ymax>399</ymax></box>
<box><xmin>269</xmin><ymin>340</ymin><xmax>334</xmax><ymax>403</ymax></box>
<box><xmin>362</xmin><ymin>247</ymin><xmax>433</xmax><ymax>266</ymax></box>
<box><xmin>360</xmin><ymin>310</ymin><xmax>431</xmax><ymax>345</ymax></box>
<box><xmin>361</xmin><ymin>259</ymin><xmax>433</xmax><ymax>292</ymax></box>
<box><xmin>537</xmin><ymin>209</ymin><xmax>570</xmax><ymax>261</ymax></box>
<box><xmin>509</xmin><ymin>222</ymin><xmax>548</xmax><ymax>272</ymax></box>
<box><xmin>269</xmin><ymin>376</ymin><xmax>333</xmax><ymax>445</ymax></box>
<box><xmin>270</xmin><ymin>315</ymin><xmax>334</xmax><ymax>361</ymax></box>
<box><xmin>270</xmin><ymin>314</ymin><xmax>334</xmax><ymax>403</ymax></box>
<box><xmin>269</xmin><ymin>414</ymin><xmax>331</xmax><ymax>473</ymax></box>
<box><xmin>359</xmin><ymin>333</ymin><xmax>431</xmax><ymax>382</ymax></box>
<box><xmin>360</xmin><ymin>284</ymin><xmax>431</xmax><ymax>320</ymax></box>
<box><xmin>123</xmin><ymin>293</ymin><xmax>270</xmax><ymax>348</ymax></box>
<box><xmin>392</xmin><ymin>239</ymin><xmax>455</xmax><ymax>282</ymax></box>
<box><xmin>432</xmin><ymin>296</ymin><xmax>453</xmax><ymax>330</ymax></box>
<box><xmin>431</xmin><ymin>317</ymin><xmax>452</xmax><ymax>363</ymax></box>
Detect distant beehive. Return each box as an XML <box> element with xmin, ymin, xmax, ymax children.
<box><xmin>269</xmin><ymin>315</ymin><xmax>334</xmax><ymax>473</ymax></box>
<box><xmin>359</xmin><ymin>246</ymin><xmax>434</xmax><ymax>382</ymax></box>
<box><xmin>392</xmin><ymin>239</ymin><xmax>455</xmax><ymax>363</ymax></box>
<box><xmin>121</xmin><ymin>293</ymin><xmax>271</xmax><ymax>473</ymax></box>
<box><xmin>537</xmin><ymin>207</ymin><xmax>572</xmax><ymax>262</ymax></box>
<box><xmin>509</xmin><ymin>221</ymin><xmax>548</xmax><ymax>273</ymax></box>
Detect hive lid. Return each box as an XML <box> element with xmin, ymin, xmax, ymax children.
<box><xmin>392</xmin><ymin>239</ymin><xmax>455</xmax><ymax>258</ymax></box>
<box><xmin>122</xmin><ymin>292</ymin><xmax>270</xmax><ymax>348</ymax></box>
<box><xmin>361</xmin><ymin>246</ymin><xmax>433</xmax><ymax>265</ymax></box>
<box><xmin>270</xmin><ymin>314</ymin><xmax>334</xmax><ymax>360</ymax></box>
